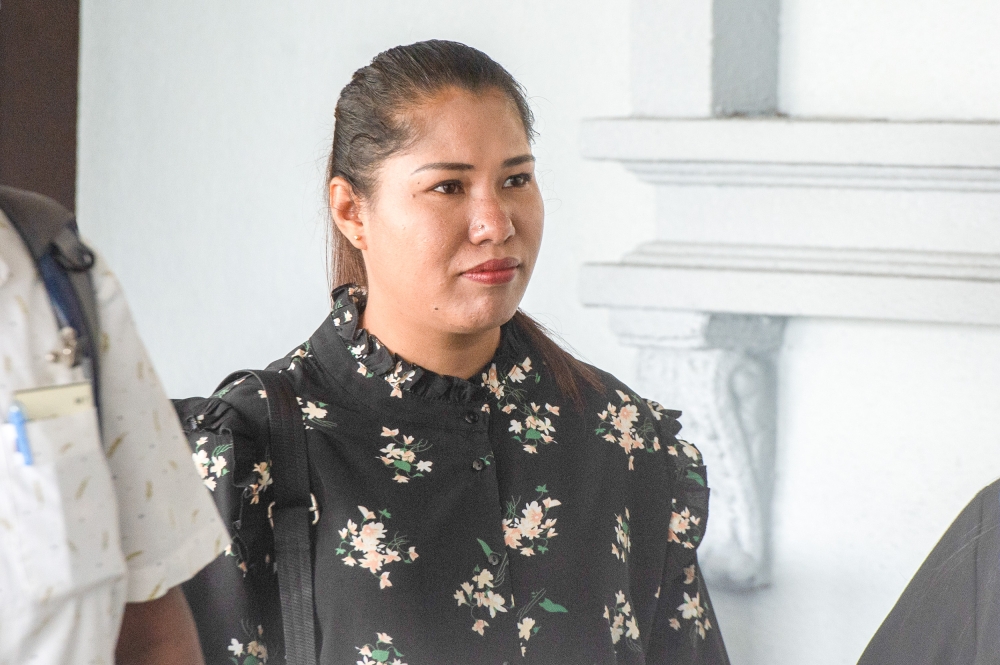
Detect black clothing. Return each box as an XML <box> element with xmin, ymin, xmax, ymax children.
<box><xmin>858</xmin><ymin>479</ymin><xmax>1000</xmax><ymax>665</ymax></box>
<box><xmin>191</xmin><ymin>285</ymin><xmax>729</xmax><ymax>665</ymax></box>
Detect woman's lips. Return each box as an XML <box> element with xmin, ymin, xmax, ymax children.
<box><xmin>462</xmin><ymin>258</ymin><xmax>520</xmax><ymax>285</ymax></box>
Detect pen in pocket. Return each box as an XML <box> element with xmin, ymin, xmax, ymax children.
<box><xmin>7</xmin><ymin>403</ymin><xmax>33</xmax><ymax>465</ymax></box>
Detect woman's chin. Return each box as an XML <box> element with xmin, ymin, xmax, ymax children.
<box><xmin>441</xmin><ymin>301</ymin><xmax>521</xmax><ymax>336</ymax></box>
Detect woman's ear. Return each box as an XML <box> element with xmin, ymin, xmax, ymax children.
<box><xmin>329</xmin><ymin>176</ymin><xmax>367</xmax><ymax>249</ymax></box>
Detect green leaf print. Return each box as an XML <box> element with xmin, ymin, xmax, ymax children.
<box><xmin>539</xmin><ymin>598</ymin><xmax>568</xmax><ymax>613</ymax></box>
<box><xmin>535</xmin><ymin>485</ymin><xmax>548</xmax><ymax>493</ymax></box>
<box><xmin>478</xmin><ymin>538</ymin><xmax>494</xmax><ymax>557</ymax></box>
<box><xmin>393</xmin><ymin>460</ymin><xmax>412</xmax><ymax>472</ymax></box>
<box><xmin>524</xmin><ymin>429</ymin><xmax>542</xmax><ymax>440</ymax></box>
<box><xmin>371</xmin><ymin>649</ymin><xmax>390</xmax><ymax>662</ymax></box>
<box><xmin>212</xmin><ymin>443</ymin><xmax>233</xmax><ymax>457</ymax></box>
<box><xmin>686</xmin><ymin>470</ymin><xmax>706</xmax><ymax>486</ymax></box>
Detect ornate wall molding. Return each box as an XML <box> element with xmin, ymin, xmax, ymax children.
<box><xmin>621</xmin><ymin>161</ymin><xmax>1000</xmax><ymax>193</ymax></box>
<box><xmin>582</xmin><ymin>241</ymin><xmax>1000</xmax><ymax>327</ymax></box>
<box><xmin>583</xmin><ymin>0</ymin><xmax>1000</xmax><ymax>592</ymax></box>
<box><xmin>613</xmin><ymin>311</ymin><xmax>785</xmax><ymax>589</ymax></box>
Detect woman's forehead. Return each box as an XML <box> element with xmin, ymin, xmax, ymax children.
<box><xmin>392</xmin><ymin>97</ymin><xmax>528</xmax><ymax>168</ymax></box>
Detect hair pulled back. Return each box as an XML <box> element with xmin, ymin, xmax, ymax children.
<box><xmin>326</xmin><ymin>39</ymin><xmax>599</xmax><ymax>406</ymax></box>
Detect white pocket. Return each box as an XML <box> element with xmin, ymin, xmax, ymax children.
<box><xmin>0</xmin><ymin>407</ymin><xmax>126</xmax><ymax>601</ymax></box>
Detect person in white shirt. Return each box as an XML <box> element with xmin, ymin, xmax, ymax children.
<box><xmin>0</xmin><ymin>199</ymin><xmax>230</xmax><ymax>665</ymax></box>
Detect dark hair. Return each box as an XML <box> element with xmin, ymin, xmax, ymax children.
<box><xmin>326</xmin><ymin>39</ymin><xmax>601</xmax><ymax>407</ymax></box>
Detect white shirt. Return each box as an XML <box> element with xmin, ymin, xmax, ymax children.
<box><xmin>0</xmin><ymin>212</ymin><xmax>230</xmax><ymax>665</ymax></box>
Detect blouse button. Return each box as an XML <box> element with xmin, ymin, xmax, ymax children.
<box><xmin>488</xmin><ymin>552</ymin><xmax>501</xmax><ymax>566</ymax></box>
<box><xmin>472</xmin><ymin>459</ymin><xmax>486</xmax><ymax>472</ymax></box>
<box><xmin>464</xmin><ymin>411</ymin><xmax>479</xmax><ymax>424</ymax></box>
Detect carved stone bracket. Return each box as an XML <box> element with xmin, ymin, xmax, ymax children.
<box><xmin>610</xmin><ymin>309</ymin><xmax>785</xmax><ymax>589</ymax></box>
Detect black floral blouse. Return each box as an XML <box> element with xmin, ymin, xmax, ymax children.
<box><xmin>186</xmin><ymin>285</ymin><xmax>729</xmax><ymax>665</ymax></box>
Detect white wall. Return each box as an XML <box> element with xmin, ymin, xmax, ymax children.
<box><xmin>77</xmin><ymin>0</ymin><xmax>654</xmax><ymax>398</ymax></box>
<box><xmin>780</xmin><ymin>0</ymin><xmax>1000</xmax><ymax>120</ymax></box>
<box><xmin>707</xmin><ymin>2</ymin><xmax>1000</xmax><ymax>664</ymax></box>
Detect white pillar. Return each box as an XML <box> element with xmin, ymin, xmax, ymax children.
<box><xmin>631</xmin><ymin>0</ymin><xmax>780</xmax><ymax>117</ymax></box>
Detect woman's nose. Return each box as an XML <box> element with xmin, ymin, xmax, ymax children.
<box><xmin>468</xmin><ymin>193</ymin><xmax>515</xmax><ymax>245</ymax></box>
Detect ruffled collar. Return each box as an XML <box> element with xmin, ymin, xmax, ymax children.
<box><xmin>322</xmin><ymin>284</ymin><xmax>519</xmax><ymax>403</ymax></box>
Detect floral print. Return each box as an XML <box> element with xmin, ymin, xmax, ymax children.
<box><xmin>502</xmin><ymin>486</ymin><xmax>560</xmax><ymax>556</ymax></box>
<box><xmin>246</xmin><ymin>461</ymin><xmax>273</xmax><ymax>505</ymax></box>
<box><xmin>192</xmin><ymin>435</ymin><xmax>231</xmax><ymax>492</ymax></box>
<box><xmin>604</xmin><ymin>590</ymin><xmax>641</xmax><ymax>653</ymax></box>
<box><xmin>286</xmin><ymin>342</ymin><xmax>313</xmax><ymax>372</ymax></box>
<box><xmin>667</xmin><ymin>438</ymin><xmax>707</xmax><ymax>484</ymax></box>
<box><xmin>384</xmin><ymin>361</ymin><xmax>417</xmax><ymax>399</ymax></box>
<box><xmin>611</xmin><ymin>509</ymin><xmax>631</xmax><ymax>563</ymax></box>
<box><xmin>668</xmin><ymin>501</ymin><xmax>703</xmax><ymax>550</ymax></box>
<box><xmin>184</xmin><ymin>283</ymin><xmax>727</xmax><ymax>664</ymax></box>
<box><xmin>378</xmin><ymin>427</ymin><xmax>433</xmax><ymax>482</ymax></box>
<box><xmin>355</xmin><ymin>633</ymin><xmax>408</xmax><ymax>665</ymax></box>
<box><xmin>595</xmin><ymin>389</ymin><xmax>662</xmax><ymax>470</ymax></box>
<box><xmin>483</xmin><ymin>357</ymin><xmax>562</xmax><ymax>454</ymax></box>
<box><xmin>226</xmin><ymin>623</ymin><xmax>270</xmax><ymax>665</ymax></box>
<box><xmin>454</xmin><ymin>540</ymin><xmax>510</xmax><ymax>636</ymax></box>
<box><xmin>514</xmin><ymin>589</ymin><xmax>568</xmax><ymax>657</ymax></box>
<box><xmin>296</xmin><ymin>396</ymin><xmax>336</xmax><ymax>430</ymax></box>
<box><xmin>336</xmin><ymin>506</ymin><xmax>418</xmax><ymax>588</ymax></box>
<box><xmin>669</xmin><ymin>566</ymin><xmax>714</xmax><ymax>641</ymax></box>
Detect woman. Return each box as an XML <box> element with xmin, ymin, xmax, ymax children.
<box><xmin>188</xmin><ymin>40</ymin><xmax>728</xmax><ymax>665</ymax></box>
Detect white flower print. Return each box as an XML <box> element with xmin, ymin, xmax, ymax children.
<box><xmin>301</xmin><ymin>401</ymin><xmax>327</xmax><ymax>420</ymax></box>
<box><xmin>296</xmin><ymin>396</ymin><xmax>336</xmax><ymax>430</ymax></box>
<box><xmin>604</xmin><ymin>590</ymin><xmax>641</xmax><ymax>653</ymax></box>
<box><xmin>482</xmin><ymin>357</ymin><xmax>563</xmax><ymax>453</ymax></box>
<box><xmin>191</xmin><ymin>435</ymin><xmax>231</xmax><ymax>492</ymax></box>
<box><xmin>378</xmin><ymin>427</ymin><xmax>433</xmax><ymax>481</ymax></box>
<box><xmin>517</xmin><ymin>617</ymin><xmax>535</xmax><ymax>640</ymax></box>
<box><xmin>355</xmin><ymin>632</ymin><xmax>408</xmax><ymax>665</ymax></box>
<box><xmin>335</xmin><ymin>506</ymin><xmax>417</xmax><ymax>587</ymax></box>
<box><xmin>595</xmin><ymin>389</ymin><xmax>663</xmax><ymax>470</ymax></box>
<box><xmin>385</xmin><ymin>361</ymin><xmax>417</xmax><ymax>399</ymax></box>
<box><xmin>226</xmin><ymin>626</ymin><xmax>268</xmax><ymax>665</ymax></box>
<box><xmin>612</xmin><ymin>508</ymin><xmax>631</xmax><ymax>562</ymax></box>
<box><xmin>454</xmin><ymin>540</ymin><xmax>511</xmax><ymax>636</ymax></box>
<box><xmin>227</xmin><ymin>623</ymin><xmax>270</xmax><ymax>664</ymax></box>
<box><xmin>676</xmin><ymin>592</ymin><xmax>712</xmax><ymax>639</ymax></box>
<box><xmin>502</xmin><ymin>486</ymin><xmax>561</xmax><ymax>555</ymax></box>
<box><xmin>286</xmin><ymin>343</ymin><xmax>312</xmax><ymax>372</ymax></box>
<box><xmin>514</xmin><ymin>589</ymin><xmax>568</xmax><ymax>656</ymax></box>
<box><xmin>668</xmin><ymin>502</ymin><xmax>702</xmax><ymax>550</ymax></box>
<box><xmin>247</xmin><ymin>461</ymin><xmax>273</xmax><ymax>505</ymax></box>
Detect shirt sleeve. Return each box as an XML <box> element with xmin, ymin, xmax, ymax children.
<box><xmin>93</xmin><ymin>254</ymin><xmax>230</xmax><ymax>602</ymax></box>
<box><xmin>643</xmin><ymin>404</ymin><xmax>730</xmax><ymax>664</ymax></box>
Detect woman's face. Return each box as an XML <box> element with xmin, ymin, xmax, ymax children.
<box><xmin>348</xmin><ymin>87</ymin><xmax>544</xmax><ymax>335</ymax></box>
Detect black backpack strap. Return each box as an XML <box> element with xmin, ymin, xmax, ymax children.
<box><xmin>0</xmin><ymin>185</ymin><xmax>102</xmax><ymax>412</ymax></box>
<box><xmin>218</xmin><ymin>369</ymin><xmax>317</xmax><ymax>665</ymax></box>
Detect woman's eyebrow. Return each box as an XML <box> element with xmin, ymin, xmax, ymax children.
<box><xmin>411</xmin><ymin>162</ymin><xmax>473</xmax><ymax>175</ymax></box>
<box><xmin>502</xmin><ymin>154</ymin><xmax>535</xmax><ymax>168</ymax></box>
<box><xmin>410</xmin><ymin>154</ymin><xmax>535</xmax><ymax>175</ymax></box>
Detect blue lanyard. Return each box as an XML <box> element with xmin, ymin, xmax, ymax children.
<box><xmin>36</xmin><ymin>252</ymin><xmax>100</xmax><ymax>413</ymax></box>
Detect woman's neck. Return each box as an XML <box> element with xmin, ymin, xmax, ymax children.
<box><xmin>359</xmin><ymin>293</ymin><xmax>501</xmax><ymax>381</ymax></box>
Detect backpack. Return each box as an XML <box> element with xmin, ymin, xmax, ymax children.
<box><xmin>174</xmin><ymin>370</ymin><xmax>317</xmax><ymax>665</ymax></box>
<box><xmin>0</xmin><ymin>185</ymin><xmax>102</xmax><ymax>418</ymax></box>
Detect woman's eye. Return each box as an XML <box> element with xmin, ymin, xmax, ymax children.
<box><xmin>432</xmin><ymin>181</ymin><xmax>463</xmax><ymax>194</ymax></box>
<box><xmin>503</xmin><ymin>173</ymin><xmax>532</xmax><ymax>188</ymax></box>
